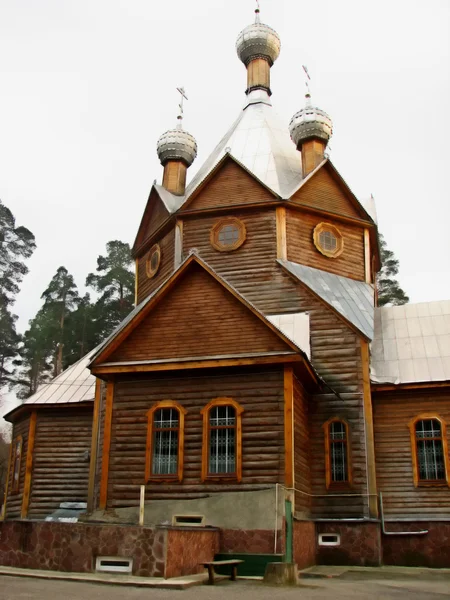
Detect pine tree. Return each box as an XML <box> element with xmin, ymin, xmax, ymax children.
<box><xmin>41</xmin><ymin>267</ymin><xmax>80</xmax><ymax>376</ymax></box>
<box><xmin>377</xmin><ymin>234</ymin><xmax>409</xmax><ymax>307</ymax></box>
<box><xmin>0</xmin><ymin>200</ymin><xmax>36</xmax><ymax>386</ymax></box>
<box><xmin>86</xmin><ymin>240</ymin><xmax>134</xmax><ymax>338</ymax></box>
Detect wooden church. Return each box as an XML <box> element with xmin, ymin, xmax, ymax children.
<box><xmin>1</xmin><ymin>7</ymin><xmax>449</xmax><ymax>575</ymax></box>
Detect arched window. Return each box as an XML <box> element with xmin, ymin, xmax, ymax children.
<box><xmin>409</xmin><ymin>415</ymin><xmax>449</xmax><ymax>486</ymax></box>
<box><xmin>11</xmin><ymin>435</ymin><xmax>23</xmax><ymax>494</ymax></box>
<box><xmin>145</xmin><ymin>401</ymin><xmax>186</xmax><ymax>482</ymax></box>
<box><xmin>324</xmin><ymin>419</ymin><xmax>351</xmax><ymax>488</ymax></box>
<box><xmin>201</xmin><ymin>398</ymin><xmax>244</xmax><ymax>482</ymax></box>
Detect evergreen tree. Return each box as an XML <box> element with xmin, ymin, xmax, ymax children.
<box><xmin>0</xmin><ymin>200</ymin><xmax>36</xmax><ymax>386</ymax></box>
<box><xmin>86</xmin><ymin>241</ymin><xmax>134</xmax><ymax>338</ymax></box>
<box><xmin>41</xmin><ymin>267</ymin><xmax>80</xmax><ymax>376</ymax></box>
<box><xmin>63</xmin><ymin>293</ymin><xmax>99</xmax><ymax>367</ymax></box>
<box><xmin>377</xmin><ymin>234</ymin><xmax>409</xmax><ymax>307</ymax></box>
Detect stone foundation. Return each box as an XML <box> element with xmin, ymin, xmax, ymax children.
<box><xmin>316</xmin><ymin>521</ymin><xmax>382</xmax><ymax>566</ymax></box>
<box><xmin>219</xmin><ymin>528</ymin><xmax>283</xmax><ymax>554</ymax></box>
<box><xmin>382</xmin><ymin>522</ymin><xmax>450</xmax><ymax>568</ymax></box>
<box><xmin>0</xmin><ymin>521</ymin><xmax>218</xmax><ymax>578</ymax></box>
<box><xmin>293</xmin><ymin>520</ymin><xmax>316</xmax><ymax>569</ymax></box>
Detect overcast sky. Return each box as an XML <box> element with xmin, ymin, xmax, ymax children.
<box><xmin>1</xmin><ymin>0</ymin><xmax>449</xmax><ymax>334</ymax></box>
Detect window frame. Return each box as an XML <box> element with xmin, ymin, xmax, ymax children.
<box><xmin>323</xmin><ymin>418</ymin><xmax>352</xmax><ymax>489</ymax></box>
<box><xmin>11</xmin><ymin>435</ymin><xmax>23</xmax><ymax>494</ymax></box>
<box><xmin>313</xmin><ymin>222</ymin><xmax>344</xmax><ymax>259</ymax></box>
<box><xmin>201</xmin><ymin>397</ymin><xmax>244</xmax><ymax>482</ymax></box>
<box><xmin>210</xmin><ymin>218</ymin><xmax>246</xmax><ymax>252</ymax></box>
<box><xmin>146</xmin><ymin>244</ymin><xmax>161</xmax><ymax>279</ymax></box>
<box><xmin>145</xmin><ymin>400</ymin><xmax>187</xmax><ymax>482</ymax></box>
<box><xmin>409</xmin><ymin>414</ymin><xmax>450</xmax><ymax>487</ymax></box>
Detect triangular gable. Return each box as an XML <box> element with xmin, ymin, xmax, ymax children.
<box><xmin>132</xmin><ymin>187</ymin><xmax>171</xmax><ymax>256</ymax></box>
<box><xmin>91</xmin><ymin>254</ymin><xmax>301</xmax><ymax>367</ymax></box>
<box><xmin>279</xmin><ymin>260</ymin><xmax>375</xmax><ymax>341</ymax></box>
<box><xmin>289</xmin><ymin>160</ymin><xmax>372</xmax><ymax>222</ymax></box>
<box><xmin>180</xmin><ymin>154</ymin><xmax>279</xmax><ymax>213</ymax></box>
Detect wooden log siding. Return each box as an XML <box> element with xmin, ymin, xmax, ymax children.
<box><xmin>5</xmin><ymin>416</ymin><xmax>30</xmax><ymax>519</ymax></box>
<box><xmin>137</xmin><ymin>228</ymin><xmax>175</xmax><ymax>305</ymax></box>
<box><xmin>286</xmin><ymin>209</ymin><xmax>366</xmax><ymax>282</ymax></box>
<box><xmin>135</xmin><ymin>191</ymin><xmax>170</xmax><ymax>253</ymax></box>
<box><xmin>373</xmin><ymin>389</ymin><xmax>450</xmax><ymax>518</ymax></box>
<box><xmin>109</xmin><ymin>264</ymin><xmax>289</xmax><ymax>364</ymax></box>
<box><xmin>27</xmin><ymin>408</ymin><xmax>93</xmax><ymax>519</ymax></box>
<box><xmin>106</xmin><ymin>369</ymin><xmax>285</xmax><ymax>508</ymax></box>
<box><xmin>293</xmin><ymin>376</ymin><xmax>311</xmax><ymax>515</ymax></box>
<box><xmin>186</xmin><ymin>158</ymin><xmax>276</xmax><ymax>211</ymax></box>
<box><xmin>291</xmin><ymin>165</ymin><xmax>363</xmax><ymax>220</ymax></box>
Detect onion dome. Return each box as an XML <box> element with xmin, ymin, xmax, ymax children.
<box><xmin>236</xmin><ymin>9</ymin><xmax>281</xmax><ymax>67</ymax></box>
<box><xmin>156</xmin><ymin>120</ymin><xmax>197</xmax><ymax>167</ymax></box>
<box><xmin>289</xmin><ymin>93</ymin><xmax>333</xmax><ymax>148</ymax></box>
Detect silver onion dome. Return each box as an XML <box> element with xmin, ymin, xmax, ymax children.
<box><xmin>156</xmin><ymin>124</ymin><xmax>198</xmax><ymax>167</ymax></box>
<box><xmin>289</xmin><ymin>94</ymin><xmax>333</xmax><ymax>147</ymax></box>
<box><xmin>236</xmin><ymin>11</ymin><xmax>281</xmax><ymax>67</ymax></box>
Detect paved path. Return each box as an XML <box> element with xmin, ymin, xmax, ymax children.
<box><xmin>1</xmin><ymin>575</ymin><xmax>450</xmax><ymax>599</ymax></box>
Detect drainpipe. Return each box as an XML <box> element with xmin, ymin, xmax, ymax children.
<box><xmin>379</xmin><ymin>492</ymin><xmax>428</xmax><ymax>536</ymax></box>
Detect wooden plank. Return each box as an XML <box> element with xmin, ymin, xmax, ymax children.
<box><xmin>276</xmin><ymin>206</ymin><xmax>287</xmax><ymax>260</ymax></box>
<box><xmin>21</xmin><ymin>411</ymin><xmax>37</xmax><ymax>519</ymax></box>
<box><xmin>99</xmin><ymin>381</ymin><xmax>114</xmax><ymax>510</ymax></box>
<box><xmin>134</xmin><ymin>258</ymin><xmax>139</xmax><ymax>306</ymax></box>
<box><xmin>87</xmin><ymin>378</ymin><xmax>102</xmax><ymax>513</ymax></box>
<box><xmin>284</xmin><ymin>366</ymin><xmax>294</xmax><ymax>489</ymax></box>
<box><xmin>364</xmin><ymin>228</ymin><xmax>371</xmax><ymax>283</ymax></box>
<box><xmin>361</xmin><ymin>340</ymin><xmax>378</xmax><ymax>517</ymax></box>
<box><xmin>0</xmin><ymin>440</ymin><xmax>14</xmax><ymax>520</ymax></box>
<box><xmin>174</xmin><ymin>219</ymin><xmax>183</xmax><ymax>269</ymax></box>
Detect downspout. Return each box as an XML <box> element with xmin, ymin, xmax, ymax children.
<box><xmin>380</xmin><ymin>492</ymin><xmax>428</xmax><ymax>536</ymax></box>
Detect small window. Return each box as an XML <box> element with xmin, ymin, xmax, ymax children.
<box><xmin>146</xmin><ymin>244</ymin><xmax>161</xmax><ymax>278</ymax></box>
<box><xmin>210</xmin><ymin>218</ymin><xmax>246</xmax><ymax>252</ymax></box>
<box><xmin>313</xmin><ymin>222</ymin><xmax>344</xmax><ymax>258</ymax></box>
<box><xmin>11</xmin><ymin>435</ymin><xmax>23</xmax><ymax>494</ymax></box>
<box><xmin>146</xmin><ymin>401</ymin><xmax>186</xmax><ymax>482</ymax></box>
<box><xmin>409</xmin><ymin>415</ymin><xmax>449</xmax><ymax>486</ymax></box>
<box><xmin>318</xmin><ymin>533</ymin><xmax>340</xmax><ymax>547</ymax></box>
<box><xmin>324</xmin><ymin>419</ymin><xmax>351</xmax><ymax>488</ymax></box>
<box><xmin>201</xmin><ymin>398</ymin><xmax>244</xmax><ymax>481</ymax></box>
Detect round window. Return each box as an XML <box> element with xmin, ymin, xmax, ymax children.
<box><xmin>313</xmin><ymin>223</ymin><xmax>344</xmax><ymax>258</ymax></box>
<box><xmin>146</xmin><ymin>244</ymin><xmax>161</xmax><ymax>278</ymax></box>
<box><xmin>210</xmin><ymin>218</ymin><xmax>246</xmax><ymax>252</ymax></box>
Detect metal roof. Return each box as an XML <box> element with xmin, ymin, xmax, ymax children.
<box><xmin>371</xmin><ymin>300</ymin><xmax>450</xmax><ymax>384</ymax></box>
<box><xmin>267</xmin><ymin>313</ymin><xmax>311</xmax><ymax>358</ymax></box>
<box><xmin>279</xmin><ymin>260</ymin><xmax>375</xmax><ymax>340</ymax></box>
<box><xmin>23</xmin><ymin>347</ymin><xmax>98</xmax><ymax>406</ymax></box>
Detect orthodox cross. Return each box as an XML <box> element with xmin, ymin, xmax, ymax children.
<box><xmin>302</xmin><ymin>65</ymin><xmax>311</xmax><ymax>95</ymax></box>
<box><xmin>176</xmin><ymin>86</ymin><xmax>188</xmax><ymax>123</ymax></box>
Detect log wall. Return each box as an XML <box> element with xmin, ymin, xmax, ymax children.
<box><xmin>27</xmin><ymin>407</ymin><xmax>93</xmax><ymax>519</ymax></box>
<box><xmin>293</xmin><ymin>376</ymin><xmax>311</xmax><ymax>515</ymax></box>
<box><xmin>107</xmin><ymin>368</ymin><xmax>285</xmax><ymax>508</ymax></box>
<box><xmin>373</xmin><ymin>388</ymin><xmax>450</xmax><ymax>518</ymax></box>
<box><xmin>5</xmin><ymin>416</ymin><xmax>30</xmax><ymax>520</ymax></box>
<box><xmin>286</xmin><ymin>209</ymin><xmax>365</xmax><ymax>281</ymax></box>
<box><xmin>137</xmin><ymin>228</ymin><xmax>175</xmax><ymax>305</ymax></box>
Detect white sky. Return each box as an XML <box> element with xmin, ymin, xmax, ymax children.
<box><xmin>1</xmin><ymin>0</ymin><xmax>449</xmax><ymax>335</ymax></box>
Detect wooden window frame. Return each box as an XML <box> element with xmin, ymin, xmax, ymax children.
<box><xmin>146</xmin><ymin>244</ymin><xmax>161</xmax><ymax>279</ymax></box>
<box><xmin>313</xmin><ymin>222</ymin><xmax>344</xmax><ymax>259</ymax></box>
<box><xmin>323</xmin><ymin>418</ymin><xmax>352</xmax><ymax>489</ymax></box>
<box><xmin>409</xmin><ymin>413</ymin><xmax>450</xmax><ymax>488</ymax></box>
<box><xmin>11</xmin><ymin>435</ymin><xmax>23</xmax><ymax>494</ymax></box>
<box><xmin>145</xmin><ymin>400</ymin><xmax>187</xmax><ymax>483</ymax></box>
<box><xmin>201</xmin><ymin>397</ymin><xmax>244</xmax><ymax>482</ymax></box>
<box><xmin>210</xmin><ymin>217</ymin><xmax>246</xmax><ymax>252</ymax></box>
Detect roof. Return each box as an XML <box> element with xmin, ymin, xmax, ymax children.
<box><xmin>90</xmin><ymin>251</ymin><xmax>315</xmax><ymax>369</ymax></box>
<box><xmin>279</xmin><ymin>260</ymin><xmax>375</xmax><ymax>340</ymax></box>
<box><xmin>21</xmin><ymin>347</ymin><xmax>98</xmax><ymax>406</ymax></box>
<box><xmin>371</xmin><ymin>300</ymin><xmax>450</xmax><ymax>385</ymax></box>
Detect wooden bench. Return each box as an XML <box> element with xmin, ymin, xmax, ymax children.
<box><xmin>200</xmin><ymin>559</ymin><xmax>244</xmax><ymax>585</ymax></box>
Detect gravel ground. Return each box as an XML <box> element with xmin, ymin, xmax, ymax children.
<box><xmin>1</xmin><ymin>576</ymin><xmax>450</xmax><ymax>600</ymax></box>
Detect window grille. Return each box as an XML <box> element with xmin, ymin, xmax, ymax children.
<box><xmin>218</xmin><ymin>224</ymin><xmax>239</xmax><ymax>246</ymax></box>
<box><xmin>319</xmin><ymin>230</ymin><xmax>337</xmax><ymax>252</ymax></box>
<box><xmin>152</xmin><ymin>408</ymin><xmax>179</xmax><ymax>476</ymax></box>
<box><xmin>209</xmin><ymin>405</ymin><xmax>236</xmax><ymax>475</ymax></box>
<box><xmin>329</xmin><ymin>421</ymin><xmax>348</xmax><ymax>482</ymax></box>
<box><xmin>415</xmin><ymin>419</ymin><xmax>445</xmax><ymax>481</ymax></box>
<box><xmin>12</xmin><ymin>436</ymin><xmax>23</xmax><ymax>493</ymax></box>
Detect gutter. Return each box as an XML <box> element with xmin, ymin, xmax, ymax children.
<box><xmin>380</xmin><ymin>492</ymin><xmax>428</xmax><ymax>536</ymax></box>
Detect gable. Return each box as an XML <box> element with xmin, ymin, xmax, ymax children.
<box><xmin>184</xmin><ymin>157</ymin><xmax>276</xmax><ymax>212</ymax></box>
<box><xmin>291</xmin><ymin>164</ymin><xmax>366</xmax><ymax>220</ymax></box>
<box><xmin>106</xmin><ymin>263</ymin><xmax>292</xmax><ymax>364</ymax></box>
<box><xmin>133</xmin><ymin>188</ymin><xmax>170</xmax><ymax>255</ymax></box>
